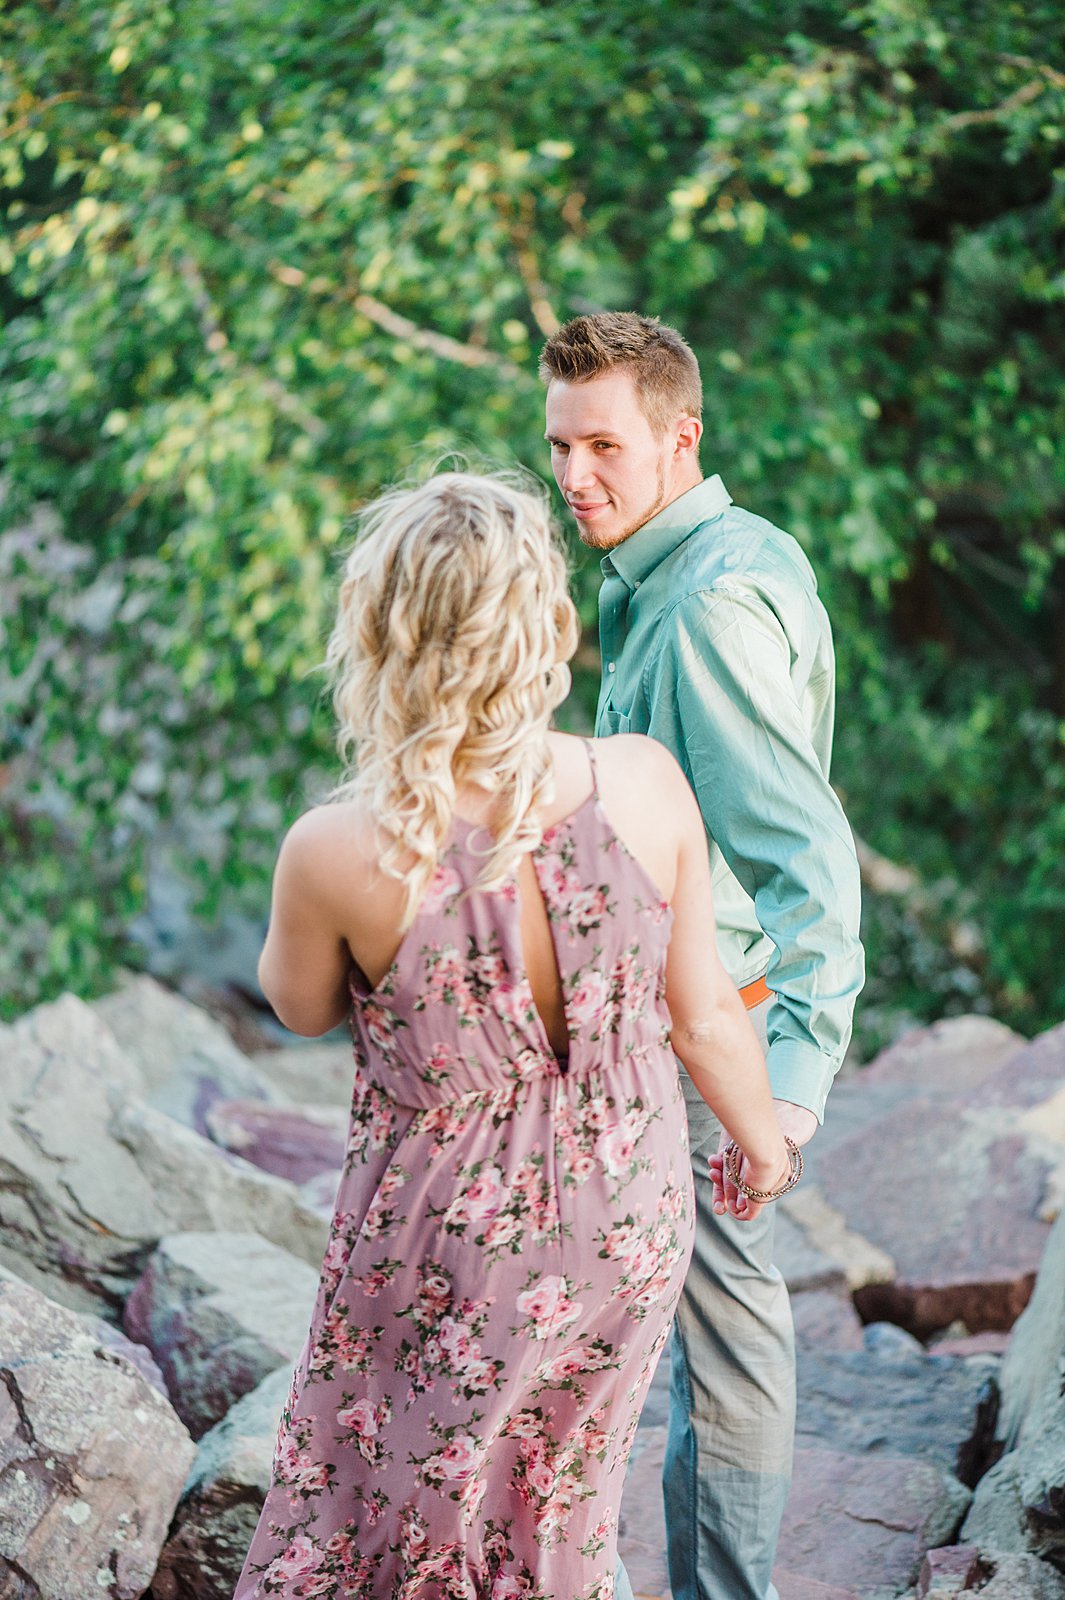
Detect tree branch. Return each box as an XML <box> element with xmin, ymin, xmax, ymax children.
<box><xmin>998</xmin><ymin>54</ymin><xmax>1065</xmax><ymax>89</ymax></box>
<box><xmin>264</xmin><ymin>258</ymin><xmax>532</xmax><ymax>384</ymax></box>
<box><xmin>946</xmin><ymin>78</ymin><xmax>1047</xmax><ymax>130</ymax></box>
<box><xmin>351</xmin><ymin>292</ymin><xmax>530</xmax><ymax>382</ymax></box>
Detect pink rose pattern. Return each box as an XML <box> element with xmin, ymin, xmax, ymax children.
<box><xmin>235</xmin><ymin>782</ymin><xmax>694</xmax><ymax>1599</ymax></box>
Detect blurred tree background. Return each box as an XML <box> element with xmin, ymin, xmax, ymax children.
<box><xmin>1</xmin><ymin>0</ymin><xmax>1063</xmax><ymax>1051</ymax></box>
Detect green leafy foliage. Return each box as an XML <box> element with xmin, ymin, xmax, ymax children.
<box><xmin>1</xmin><ymin>0</ymin><xmax>1063</xmax><ymax>1046</ymax></box>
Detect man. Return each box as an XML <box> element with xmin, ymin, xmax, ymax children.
<box><xmin>540</xmin><ymin>312</ymin><xmax>864</xmax><ymax>1600</ymax></box>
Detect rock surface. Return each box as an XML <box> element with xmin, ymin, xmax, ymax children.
<box><xmin>791</xmin><ymin>1288</ymin><xmax>865</xmax><ymax>1351</ymax></box>
<box><xmin>776</xmin><ymin>1446</ymin><xmax>971</xmax><ymax>1598</ymax></box>
<box><xmin>0</xmin><ymin>995</ymin><xmax>328</xmax><ymax>1316</ymax></box>
<box><xmin>123</xmin><ymin>1231</ymin><xmax>318</xmax><ymax>1437</ymax></box>
<box><xmin>205</xmin><ymin>1097</ymin><xmax>348</xmax><ymax>1184</ymax></box>
<box><xmin>795</xmin><ymin>1328</ymin><xmax>998</xmax><ymax>1481</ymax></box>
<box><xmin>915</xmin><ymin>1543</ymin><xmax>983</xmax><ymax>1596</ymax></box>
<box><xmin>94</xmin><ymin>973</ymin><xmax>280</xmax><ymax>1136</ymax></box>
<box><xmin>251</xmin><ymin>1042</ymin><xmax>356</xmax><ymax>1108</ymax></box>
<box><xmin>913</xmin><ymin>1545</ymin><xmax>1065</xmax><ymax>1597</ymax></box>
<box><xmin>798</xmin><ymin>1020</ymin><xmax>1065</xmax><ymax>1337</ymax></box>
<box><xmin>0</xmin><ymin>1274</ymin><xmax>195</xmax><ymax>1599</ymax></box>
<box><xmin>961</xmin><ymin>1195</ymin><xmax>1065</xmax><ymax>1566</ymax></box>
<box><xmin>151</xmin><ymin>1363</ymin><xmax>292</xmax><ymax>1600</ymax></box>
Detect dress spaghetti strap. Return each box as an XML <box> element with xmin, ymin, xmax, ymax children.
<box><xmin>581</xmin><ymin>736</ymin><xmax>600</xmax><ymax>796</ymax></box>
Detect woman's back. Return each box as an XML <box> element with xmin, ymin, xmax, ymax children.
<box><xmin>346</xmin><ymin>734</ymin><xmax>677</xmax><ymax>1105</ymax></box>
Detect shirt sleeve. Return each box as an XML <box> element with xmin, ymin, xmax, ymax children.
<box><xmin>645</xmin><ymin>585</ymin><xmax>865</xmax><ymax>1121</ymax></box>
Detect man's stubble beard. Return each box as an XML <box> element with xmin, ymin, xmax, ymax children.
<box><xmin>576</xmin><ymin>459</ymin><xmax>668</xmax><ymax>552</ymax></box>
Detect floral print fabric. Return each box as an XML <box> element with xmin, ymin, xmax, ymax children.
<box><xmin>234</xmin><ymin>771</ymin><xmax>695</xmax><ymax>1600</ymax></box>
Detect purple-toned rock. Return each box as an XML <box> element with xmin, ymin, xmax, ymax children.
<box><xmin>917</xmin><ymin>1544</ymin><xmax>983</xmax><ymax>1595</ymax></box>
<box><xmin>123</xmin><ymin>1231</ymin><xmax>318</xmax><ymax>1438</ymax></box>
<box><xmin>791</xmin><ymin>1289</ymin><xmax>865</xmax><ymax>1352</ymax></box>
<box><xmin>205</xmin><ymin>1097</ymin><xmax>347</xmax><ymax>1184</ymax></box>
<box><xmin>821</xmin><ymin>1091</ymin><xmax>1053</xmax><ymax>1335</ymax></box>
<box><xmin>774</xmin><ymin>1577</ymin><xmax>860</xmax><ymax>1600</ymax></box>
<box><xmin>776</xmin><ymin>1446</ymin><xmax>970</xmax><ymax>1598</ymax></box>
<box><xmin>151</xmin><ymin>1363</ymin><xmax>293</xmax><ymax>1600</ymax></box>
<box><xmin>94</xmin><ymin>973</ymin><xmax>280</xmax><ymax>1137</ymax></box>
<box><xmin>0</xmin><ymin>995</ymin><xmax>327</xmax><ymax>1317</ymax></box>
<box><xmin>0</xmin><ymin>1274</ymin><xmax>195</xmax><ymax>1599</ymax></box>
<box><xmin>929</xmin><ymin>1331</ymin><xmax>1011</xmax><ymax>1359</ymax></box>
<box><xmin>968</xmin><ymin>1022</ymin><xmax>1065</xmax><ymax>1116</ymax></box>
<box><xmin>859</xmin><ymin>1017</ymin><xmax>1025</xmax><ymax>1101</ymax></box>
<box><xmin>778</xmin><ymin>1018</ymin><xmax>1034</xmax><ymax>1323</ymax></box>
<box><xmin>802</xmin><ymin>1017</ymin><xmax>1027</xmax><ymax>1188</ymax></box>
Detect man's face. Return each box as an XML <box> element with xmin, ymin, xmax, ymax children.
<box><xmin>545</xmin><ymin>369</ymin><xmax>675</xmax><ymax>551</ymax></box>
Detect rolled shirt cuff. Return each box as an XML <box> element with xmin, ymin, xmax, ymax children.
<box><xmin>765</xmin><ymin>1038</ymin><xmax>842</xmax><ymax>1125</ymax></box>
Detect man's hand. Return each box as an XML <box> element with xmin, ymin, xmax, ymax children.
<box><xmin>771</xmin><ymin>1098</ymin><xmax>818</xmax><ymax>1148</ymax></box>
<box><xmin>710</xmin><ymin>1100</ymin><xmax>817</xmax><ymax>1218</ymax></box>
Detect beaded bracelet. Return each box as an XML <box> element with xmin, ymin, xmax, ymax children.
<box><xmin>722</xmin><ymin>1136</ymin><xmax>803</xmax><ymax>1202</ymax></box>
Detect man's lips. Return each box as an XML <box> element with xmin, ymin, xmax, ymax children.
<box><xmin>568</xmin><ymin>502</ymin><xmax>610</xmax><ymax>519</ymax></box>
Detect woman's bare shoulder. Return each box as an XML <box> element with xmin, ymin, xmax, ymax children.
<box><xmin>594</xmin><ymin>732</ymin><xmax>687</xmax><ymax>787</ymax></box>
<box><xmin>593</xmin><ymin>734</ymin><xmax>701</xmax><ymax>837</ymax></box>
<box><xmin>277</xmin><ymin>798</ymin><xmax>381</xmax><ymax>889</ymax></box>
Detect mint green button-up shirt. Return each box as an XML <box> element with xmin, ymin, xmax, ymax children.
<box><xmin>594</xmin><ymin>475</ymin><xmax>864</xmax><ymax>1121</ymax></box>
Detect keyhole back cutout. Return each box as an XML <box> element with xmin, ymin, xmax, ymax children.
<box><xmin>515</xmin><ymin>850</ymin><xmax>570</xmax><ymax>1059</ymax></box>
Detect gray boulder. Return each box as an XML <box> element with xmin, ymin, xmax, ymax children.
<box><xmin>0</xmin><ymin>1274</ymin><xmax>195</xmax><ymax>1599</ymax></box>
<box><xmin>123</xmin><ymin>1231</ymin><xmax>318</xmax><ymax>1437</ymax></box>
<box><xmin>151</xmin><ymin>1363</ymin><xmax>292</xmax><ymax>1600</ymax></box>
<box><xmin>796</xmin><ymin>1329</ymin><xmax>999</xmax><ymax>1483</ymax></box>
<box><xmin>94</xmin><ymin>973</ymin><xmax>280</xmax><ymax>1136</ymax></box>
<box><xmin>914</xmin><ymin>1545</ymin><xmax>1065</xmax><ymax>1598</ymax></box>
<box><xmin>962</xmin><ymin>1196</ymin><xmax>1065</xmax><ymax>1565</ymax></box>
<box><xmin>251</xmin><ymin>1042</ymin><xmax>356</xmax><ymax>1108</ymax></box>
<box><xmin>0</xmin><ymin>994</ymin><xmax>328</xmax><ymax>1317</ymax></box>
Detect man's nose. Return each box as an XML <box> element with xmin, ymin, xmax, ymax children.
<box><xmin>561</xmin><ymin>450</ymin><xmax>596</xmax><ymax>495</ymax></box>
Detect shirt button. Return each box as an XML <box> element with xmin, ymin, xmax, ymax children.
<box><xmin>608</xmin><ymin>662</ymin><xmax>616</xmax><ymax>673</ymax></box>
<box><xmin>634</xmin><ymin>580</ymin><xmax>641</xmax><ymax>589</ymax></box>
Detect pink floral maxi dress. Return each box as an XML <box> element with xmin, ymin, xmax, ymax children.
<box><xmin>234</xmin><ymin>769</ymin><xmax>695</xmax><ymax>1600</ymax></box>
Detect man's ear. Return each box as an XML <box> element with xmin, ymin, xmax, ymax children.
<box><xmin>674</xmin><ymin>416</ymin><xmax>703</xmax><ymax>460</ymax></box>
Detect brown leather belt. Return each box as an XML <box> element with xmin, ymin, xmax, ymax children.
<box><xmin>739</xmin><ymin>974</ymin><xmax>773</xmax><ymax>1010</ymax></box>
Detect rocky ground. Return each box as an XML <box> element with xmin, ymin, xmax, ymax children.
<box><xmin>2</xmin><ymin>978</ymin><xmax>1065</xmax><ymax>1598</ymax></box>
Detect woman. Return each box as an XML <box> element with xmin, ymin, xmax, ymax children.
<box><xmin>234</xmin><ymin>472</ymin><xmax>790</xmax><ymax>1600</ymax></box>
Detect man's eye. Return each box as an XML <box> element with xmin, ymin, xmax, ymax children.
<box><xmin>594</xmin><ymin>442</ymin><xmax>615</xmax><ymax>451</ymax></box>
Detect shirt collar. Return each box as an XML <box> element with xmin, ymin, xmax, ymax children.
<box><xmin>601</xmin><ymin>474</ymin><xmax>732</xmax><ymax>591</ymax></box>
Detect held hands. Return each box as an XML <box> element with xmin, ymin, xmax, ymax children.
<box><xmin>709</xmin><ymin>1099</ymin><xmax>817</xmax><ymax>1222</ymax></box>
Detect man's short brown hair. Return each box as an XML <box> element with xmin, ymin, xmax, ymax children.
<box><xmin>539</xmin><ymin>311</ymin><xmax>702</xmax><ymax>436</ymax></box>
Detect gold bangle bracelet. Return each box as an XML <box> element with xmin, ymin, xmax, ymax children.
<box><xmin>722</xmin><ymin>1136</ymin><xmax>803</xmax><ymax>1202</ymax></box>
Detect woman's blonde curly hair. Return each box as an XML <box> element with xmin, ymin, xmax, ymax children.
<box><xmin>326</xmin><ymin>470</ymin><xmax>580</xmax><ymax>926</ymax></box>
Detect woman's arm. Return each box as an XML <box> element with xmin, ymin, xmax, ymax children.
<box><xmin>658</xmin><ymin>758</ymin><xmax>790</xmax><ymax>1220</ymax></box>
<box><xmin>258</xmin><ymin>810</ymin><xmax>353</xmax><ymax>1036</ymax></box>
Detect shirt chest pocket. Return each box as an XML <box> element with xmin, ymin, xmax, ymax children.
<box><xmin>599</xmin><ymin>707</ymin><xmax>632</xmax><ymax>736</ymax></box>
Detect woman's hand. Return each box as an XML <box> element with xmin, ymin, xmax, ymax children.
<box><xmin>709</xmin><ymin>1138</ymin><xmax>792</xmax><ymax>1223</ymax></box>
